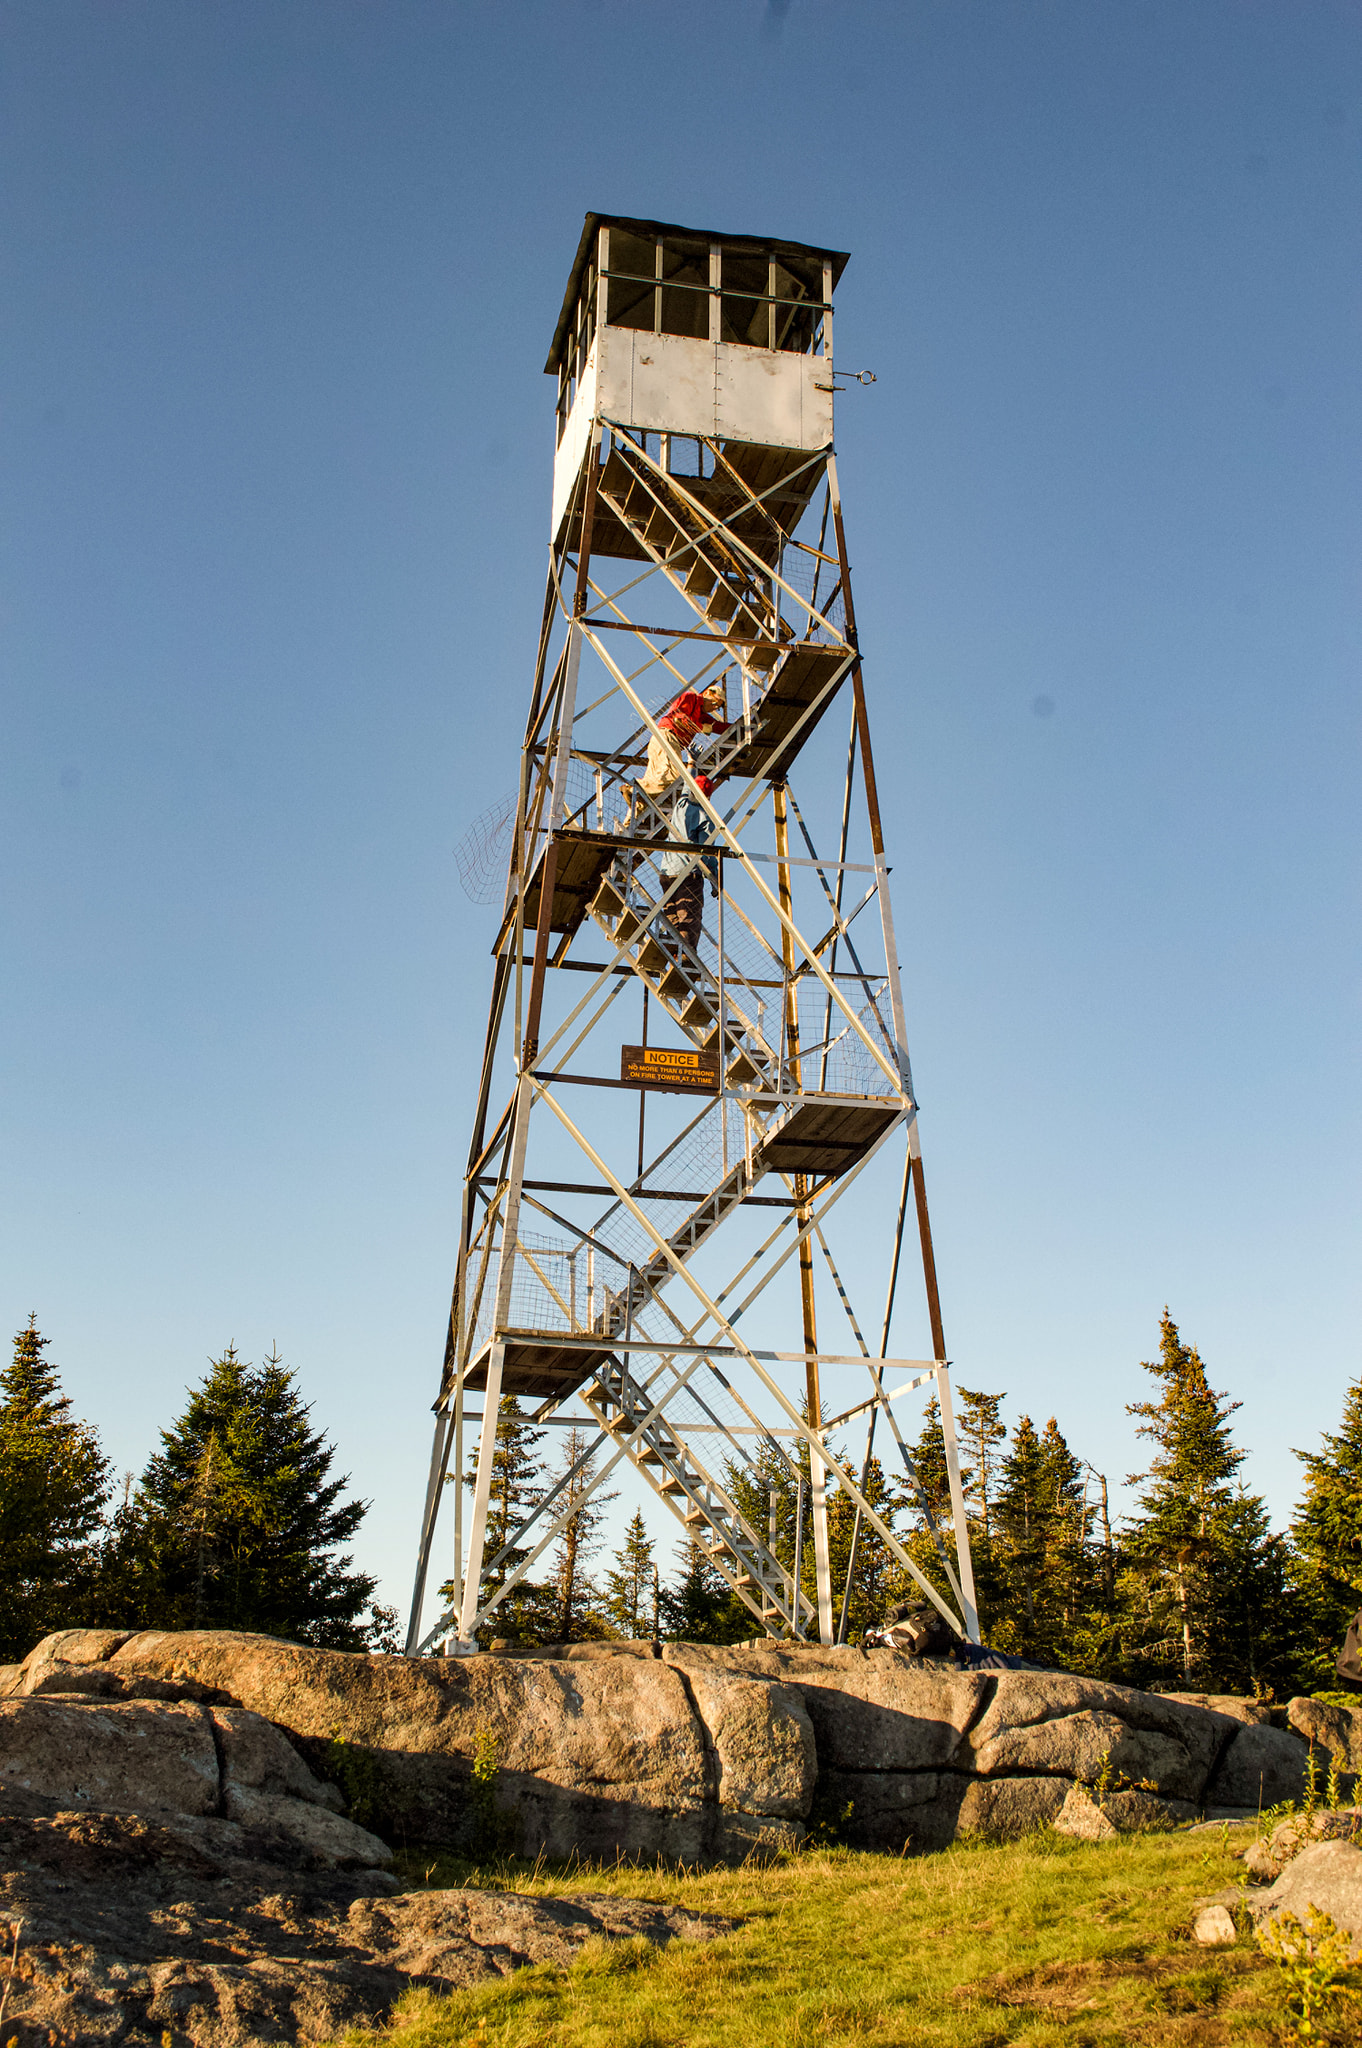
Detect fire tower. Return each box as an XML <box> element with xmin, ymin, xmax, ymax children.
<box><xmin>406</xmin><ymin>214</ymin><xmax>979</xmax><ymax>1654</ymax></box>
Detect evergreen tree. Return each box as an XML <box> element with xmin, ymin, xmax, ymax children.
<box><xmin>895</xmin><ymin>1396</ymin><xmax>974</xmax><ymax>1634</ymax></box>
<box><xmin>604</xmin><ymin>1509</ymin><xmax>657</xmax><ymax>1638</ymax></box>
<box><xmin>441</xmin><ymin>1396</ymin><xmax>556</xmax><ymax>1645</ymax></box>
<box><xmin>903</xmin><ymin>1396</ymin><xmax>956</xmax><ymax>1531</ymax></box>
<box><xmin>724</xmin><ymin>1414</ymin><xmax>853</xmax><ymax>1641</ymax></box>
<box><xmin>955</xmin><ymin>1387</ymin><xmax>1007</xmax><ymax>1630</ymax></box>
<box><xmin>1291</xmin><ymin>1375</ymin><xmax>1362</xmax><ymax>1686</ymax></box>
<box><xmin>958</xmin><ymin>1388</ymin><xmax>1007</xmax><ymax>1542</ymax></box>
<box><xmin>1215</xmin><ymin>1486</ymin><xmax>1306</xmax><ymax>1699</ymax></box>
<box><xmin>1116</xmin><ymin>1311</ymin><xmax>1298</xmax><ymax>1694</ymax></box>
<box><xmin>993</xmin><ymin>1413</ymin><xmax>1049</xmax><ymax>1644</ymax></box>
<box><xmin>992</xmin><ymin>1413</ymin><xmax>1097</xmax><ymax>1667</ymax></box>
<box><xmin>823</xmin><ymin>1448</ymin><xmax>911</xmax><ymax>1640</ymax></box>
<box><xmin>0</xmin><ymin>1319</ymin><xmax>111</xmax><ymax>1660</ymax></box>
<box><xmin>1036</xmin><ymin>1417</ymin><xmax>1106</xmax><ymax>1666</ymax></box>
<box><xmin>549</xmin><ymin>1428</ymin><xmax>616</xmax><ymax>1640</ymax></box>
<box><xmin>116</xmin><ymin>1345</ymin><xmax>380</xmax><ymax>1648</ymax></box>
<box><xmin>660</xmin><ymin>1533</ymin><xmax>741</xmax><ymax>1643</ymax></box>
<box><xmin>724</xmin><ymin>1411</ymin><xmax>919</xmax><ymax>1643</ymax></box>
<box><xmin>724</xmin><ymin>1431</ymin><xmax>808</xmax><ymax>1637</ymax></box>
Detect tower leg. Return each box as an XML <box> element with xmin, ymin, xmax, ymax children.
<box><xmin>405</xmin><ymin>1407</ymin><xmax>454</xmax><ymax>1654</ymax></box>
<box><xmin>799</xmin><ymin>1199</ymin><xmax>834</xmax><ymax>1645</ymax></box>
<box><xmin>773</xmin><ymin>781</ymin><xmax>834</xmax><ymax>1643</ymax></box>
<box><xmin>458</xmin><ymin>1344</ymin><xmax>505</xmax><ymax>1645</ymax></box>
<box><xmin>933</xmin><ymin>1360</ymin><xmax>980</xmax><ymax>1643</ymax></box>
<box><xmin>457</xmin><ymin>1067</ymin><xmax>536</xmax><ymax>1648</ymax></box>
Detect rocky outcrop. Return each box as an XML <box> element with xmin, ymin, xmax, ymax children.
<box><xmin>0</xmin><ymin>1692</ymin><xmax>390</xmax><ymax>1872</ymax></box>
<box><xmin>0</xmin><ymin>1804</ymin><xmax>731</xmax><ymax>2046</ymax></box>
<box><xmin>8</xmin><ymin>1628</ymin><xmax>806</xmax><ymax>1863</ymax></box>
<box><xmin>662</xmin><ymin>1642</ymin><xmax>1254</xmax><ymax>1851</ymax></box>
<box><xmin>0</xmin><ymin>1638</ymin><xmax>736</xmax><ymax>2044</ymax></box>
<box><xmin>1053</xmin><ymin>1785</ymin><xmax>1118</xmax><ymax>1842</ymax></box>
<box><xmin>1162</xmin><ymin>1691</ymin><xmax>1278</xmax><ymax>1727</ymax></box>
<box><xmin>0</xmin><ymin>1696</ymin><xmax>220</xmax><ymax>1820</ymax></box>
<box><xmin>6</xmin><ymin>1627</ymin><xmax>1340</xmax><ymax>1865</ymax></box>
<box><xmin>668</xmin><ymin>1658</ymin><xmax>816</xmax><ymax>1859</ymax></box>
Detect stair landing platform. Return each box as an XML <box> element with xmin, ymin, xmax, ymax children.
<box><xmin>465</xmin><ymin>1333</ymin><xmax>616</xmax><ymax>1402</ymax></box>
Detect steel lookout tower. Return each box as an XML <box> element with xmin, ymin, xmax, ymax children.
<box><xmin>406</xmin><ymin>214</ymin><xmax>979</xmax><ymax>1656</ymax></box>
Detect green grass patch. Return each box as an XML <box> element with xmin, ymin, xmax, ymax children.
<box><xmin>338</xmin><ymin>1829</ymin><xmax>1300</xmax><ymax>2046</ymax></box>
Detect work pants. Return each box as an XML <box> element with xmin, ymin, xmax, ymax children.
<box><xmin>662</xmin><ymin>870</ymin><xmax>704</xmax><ymax>949</ymax></box>
<box><xmin>638</xmin><ymin>731</ymin><xmax>683</xmax><ymax>797</ymax></box>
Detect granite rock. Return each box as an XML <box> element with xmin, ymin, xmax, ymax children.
<box><xmin>1053</xmin><ymin>1785</ymin><xmax>1117</xmax><ymax>1841</ymax></box>
<box><xmin>1241</xmin><ymin>1808</ymin><xmax>1362</xmax><ymax>1883</ymax></box>
<box><xmin>1205</xmin><ymin>1722</ymin><xmax>1312</xmax><ymax>1811</ymax></box>
<box><xmin>664</xmin><ymin>1655</ymin><xmax>816</xmax><ymax>1820</ymax></box>
<box><xmin>0</xmin><ymin>1804</ymin><xmax>731</xmax><ymax>2047</ymax></box>
<box><xmin>0</xmin><ymin>1696</ymin><xmax>220</xmax><ymax>1820</ymax></box>
<box><xmin>1193</xmin><ymin>1903</ymin><xmax>1238</xmax><ymax>1945</ymax></box>
<box><xmin>1162</xmin><ymin>1692</ymin><xmax>1276</xmax><ymax>1728</ymax></box>
<box><xmin>22</xmin><ymin>1628</ymin><xmax>713</xmax><ymax>1861</ymax></box>
<box><xmin>221</xmin><ymin>1786</ymin><xmax>394</xmax><ymax>1869</ymax></box>
<box><xmin>967</xmin><ymin>1674</ymin><xmax>1228</xmax><ymax>1801</ymax></box>
<box><xmin>1287</xmin><ymin>1696</ymin><xmax>1362</xmax><ymax>1772</ymax></box>
<box><xmin>955</xmin><ymin>1774</ymin><xmax>1071</xmax><ymax>1838</ymax></box>
<box><xmin>665</xmin><ymin>1643</ymin><xmax>989</xmax><ymax>1772</ymax></box>
<box><xmin>1244</xmin><ymin>1840</ymin><xmax>1362</xmax><ymax>1953</ymax></box>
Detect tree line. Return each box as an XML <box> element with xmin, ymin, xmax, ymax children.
<box><xmin>0</xmin><ymin>1320</ymin><xmax>397</xmax><ymax>1663</ymax></box>
<box><xmin>3</xmin><ymin>1310</ymin><xmax>1360</xmax><ymax>1699</ymax></box>
<box><xmin>448</xmin><ymin>1310</ymin><xmax>1362</xmax><ymax>1699</ymax></box>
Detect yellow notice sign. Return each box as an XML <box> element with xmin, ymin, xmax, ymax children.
<box><xmin>620</xmin><ymin>1043</ymin><xmax>721</xmax><ymax>1095</ymax></box>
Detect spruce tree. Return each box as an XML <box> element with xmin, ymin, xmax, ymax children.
<box><xmin>1291</xmin><ymin>1375</ymin><xmax>1362</xmax><ymax>1686</ymax></box>
<box><xmin>443</xmin><ymin>1396</ymin><xmax>556</xmax><ymax>1645</ymax></box>
<box><xmin>959</xmin><ymin>1388</ymin><xmax>1007</xmax><ymax>1542</ymax></box>
<box><xmin>895</xmin><ymin>1397</ymin><xmax>974</xmax><ymax>1632</ymax></box>
<box><xmin>824</xmin><ymin>1448</ymin><xmax>910</xmax><ymax>1640</ymax></box>
<box><xmin>904</xmin><ymin>1396</ymin><xmax>957</xmax><ymax>1530</ymax></box>
<box><xmin>1216</xmin><ymin>1487</ymin><xmax>1305</xmax><ymax>1699</ymax></box>
<box><xmin>1036</xmin><ymin>1416</ymin><xmax>1091</xmax><ymax>1656</ymax></box>
<box><xmin>660</xmin><ymin>1533</ymin><xmax>741</xmax><ymax>1642</ymax></box>
<box><xmin>549</xmin><ymin>1428</ymin><xmax>616</xmax><ymax>1640</ymax></box>
<box><xmin>993</xmin><ymin>1413</ymin><xmax>1049</xmax><ymax>1646</ymax></box>
<box><xmin>955</xmin><ymin>1387</ymin><xmax>1006</xmax><ymax>1630</ymax></box>
<box><xmin>1117</xmin><ymin>1311</ymin><xmax>1299</xmax><ymax>1694</ymax></box>
<box><xmin>119</xmin><ymin>1345</ymin><xmax>379</xmax><ymax>1648</ymax></box>
<box><xmin>604</xmin><ymin>1508</ymin><xmax>656</xmax><ymax>1638</ymax></box>
<box><xmin>724</xmin><ymin>1429</ymin><xmax>810</xmax><ymax>1637</ymax></box>
<box><xmin>992</xmin><ymin>1413</ymin><xmax>1096</xmax><ymax>1667</ymax></box>
<box><xmin>0</xmin><ymin>1319</ymin><xmax>111</xmax><ymax>1661</ymax></box>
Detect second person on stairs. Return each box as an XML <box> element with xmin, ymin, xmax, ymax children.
<box><xmin>659</xmin><ymin>772</ymin><xmax>722</xmax><ymax>950</ymax></box>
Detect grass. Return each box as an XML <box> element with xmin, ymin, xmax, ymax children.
<box><xmin>333</xmin><ymin>1828</ymin><xmax>1304</xmax><ymax>2048</ymax></box>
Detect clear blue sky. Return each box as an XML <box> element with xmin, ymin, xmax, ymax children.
<box><xmin>4</xmin><ymin>1</ymin><xmax>1358</xmax><ymax>1619</ymax></box>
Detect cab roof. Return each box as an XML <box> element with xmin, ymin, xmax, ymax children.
<box><xmin>546</xmin><ymin>212</ymin><xmax>850</xmax><ymax>374</ymax></box>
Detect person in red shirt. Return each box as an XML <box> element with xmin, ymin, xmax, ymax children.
<box><xmin>637</xmin><ymin>680</ymin><xmax>729</xmax><ymax>800</ymax></box>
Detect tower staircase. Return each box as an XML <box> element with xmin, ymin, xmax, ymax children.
<box><xmin>585</xmin><ymin>1349</ymin><xmax>813</xmax><ymax>1633</ymax></box>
